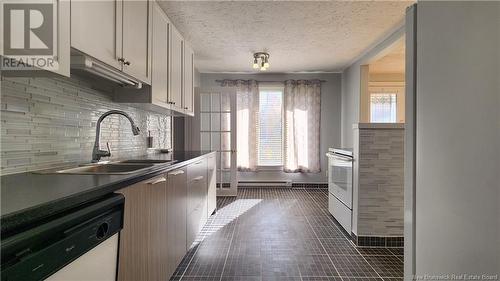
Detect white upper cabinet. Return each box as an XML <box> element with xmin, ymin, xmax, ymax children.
<box><xmin>70</xmin><ymin>0</ymin><xmax>151</xmax><ymax>84</ymax></box>
<box><xmin>70</xmin><ymin>0</ymin><xmax>122</xmax><ymax>69</ymax></box>
<box><xmin>169</xmin><ymin>25</ymin><xmax>184</xmax><ymax>111</ymax></box>
<box><xmin>183</xmin><ymin>43</ymin><xmax>195</xmax><ymax>115</ymax></box>
<box><xmin>54</xmin><ymin>0</ymin><xmax>71</xmax><ymax>77</ymax></box>
<box><xmin>122</xmin><ymin>1</ymin><xmax>152</xmax><ymax>84</ymax></box>
<box><xmin>151</xmin><ymin>2</ymin><xmax>169</xmax><ymax>107</ymax></box>
<box><xmin>91</xmin><ymin>0</ymin><xmax>196</xmax><ymax>116</ymax></box>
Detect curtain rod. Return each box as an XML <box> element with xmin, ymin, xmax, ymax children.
<box><xmin>215</xmin><ymin>79</ymin><xmax>326</xmax><ymax>83</ymax></box>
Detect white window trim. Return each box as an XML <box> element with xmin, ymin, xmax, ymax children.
<box><xmin>256</xmin><ymin>165</ymin><xmax>283</xmax><ymax>171</ymax></box>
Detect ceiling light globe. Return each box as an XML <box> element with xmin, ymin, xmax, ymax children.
<box><xmin>263</xmin><ymin>62</ymin><xmax>270</xmax><ymax>68</ymax></box>
<box><xmin>252</xmin><ymin>63</ymin><xmax>259</xmax><ymax>69</ymax></box>
<box><xmin>260</xmin><ymin>66</ymin><xmax>267</xmax><ymax>71</ymax></box>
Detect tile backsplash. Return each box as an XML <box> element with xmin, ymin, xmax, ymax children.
<box><xmin>1</xmin><ymin>75</ymin><xmax>172</xmax><ymax>175</ymax></box>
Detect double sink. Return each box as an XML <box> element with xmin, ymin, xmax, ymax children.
<box><xmin>44</xmin><ymin>159</ymin><xmax>176</xmax><ymax>175</ymax></box>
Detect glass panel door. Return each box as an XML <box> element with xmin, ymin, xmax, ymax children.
<box><xmin>199</xmin><ymin>88</ymin><xmax>237</xmax><ymax>196</ymax></box>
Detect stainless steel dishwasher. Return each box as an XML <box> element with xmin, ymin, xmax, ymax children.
<box><xmin>1</xmin><ymin>193</ymin><xmax>124</xmax><ymax>281</ymax></box>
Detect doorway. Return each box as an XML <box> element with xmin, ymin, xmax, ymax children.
<box><xmin>197</xmin><ymin>88</ymin><xmax>238</xmax><ymax>196</ymax></box>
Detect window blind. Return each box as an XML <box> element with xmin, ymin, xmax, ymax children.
<box><xmin>258</xmin><ymin>88</ymin><xmax>283</xmax><ymax>166</ymax></box>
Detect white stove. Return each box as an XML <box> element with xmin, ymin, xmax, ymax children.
<box><xmin>325</xmin><ymin>148</ymin><xmax>353</xmax><ymax>233</ymax></box>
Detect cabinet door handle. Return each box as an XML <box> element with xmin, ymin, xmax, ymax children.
<box><xmin>168</xmin><ymin>170</ymin><xmax>185</xmax><ymax>176</ymax></box>
<box><xmin>147</xmin><ymin>177</ymin><xmax>166</xmax><ymax>185</ymax></box>
<box><xmin>124</xmin><ymin>61</ymin><xmax>131</xmax><ymax>66</ymax></box>
<box><xmin>193</xmin><ymin>176</ymin><xmax>204</xmax><ymax>182</ymax></box>
<box><xmin>118</xmin><ymin>58</ymin><xmax>125</xmax><ymax>63</ymax></box>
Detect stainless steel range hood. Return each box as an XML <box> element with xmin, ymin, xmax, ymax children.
<box><xmin>71</xmin><ymin>55</ymin><xmax>142</xmax><ymax>89</ymax></box>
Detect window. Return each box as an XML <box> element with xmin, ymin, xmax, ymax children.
<box><xmin>258</xmin><ymin>86</ymin><xmax>283</xmax><ymax>166</ymax></box>
<box><xmin>370</xmin><ymin>93</ymin><xmax>397</xmax><ymax>123</ymax></box>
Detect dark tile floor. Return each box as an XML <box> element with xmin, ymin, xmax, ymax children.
<box><xmin>171</xmin><ymin>188</ymin><xmax>403</xmax><ymax>281</ymax></box>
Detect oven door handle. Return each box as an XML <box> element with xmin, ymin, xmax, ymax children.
<box><xmin>326</xmin><ymin>152</ymin><xmax>353</xmax><ymax>162</ymax></box>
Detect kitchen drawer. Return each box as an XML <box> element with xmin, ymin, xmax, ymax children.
<box><xmin>187</xmin><ymin>174</ymin><xmax>206</xmax><ymax>215</ymax></box>
<box><xmin>187</xmin><ymin>159</ymin><xmax>207</xmax><ymax>213</ymax></box>
<box><xmin>186</xmin><ymin>201</ymin><xmax>204</xmax><ymax>248</ymax></box>
<box><xmin>187</xmin><ymin>159</ymin><xmax>207</xmax><ymax>183</ymax></box>
<box><xmin>328</xmin><ymin>193</ymin><xmax>352</xmax><ymax>234</ymax></box>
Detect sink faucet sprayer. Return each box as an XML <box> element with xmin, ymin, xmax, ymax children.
<box><xmin>92</xmin><ymin>110</ymin><xmax>140</xmax><ymax>162</ymax></box>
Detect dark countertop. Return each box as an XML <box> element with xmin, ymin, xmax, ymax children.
<box><xmin>0</xmin><ymin>150</ymin><xmax>215</xmax><ymax>236</ymax></box>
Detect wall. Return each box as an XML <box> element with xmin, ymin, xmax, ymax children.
<box><xmin>369</xmin><ymin>73</ymin><xmax>405</xmax><ymax>82</ymax></box>
<box><xmin>353</xmin><ymin>124</ymin><xmax>404</xmax><ymax>237</ymax></box>
<box><xmin>414</xmin><ymin>1</ymin><xmax>499</xmax><ymax>275</ymax></box>
<box><xmin>193</xmin><ymin>68</ymin><xmax>201</xmax><ymax>88</ymax></box>
<box><xmin>199</xmin><ymin>72</ymin><xmax>342</xmax><ymax>183</ymax></box>
<box><xmin>358</xmin><ymin>66</ymin><xmax>370</xmax><ymax>129</ymax></box>
<box><xmin>341</xmin><ymin>25</ymin><xmax>405</xmax><ymax>148</ymax></box>
<box><xmin>1</xmin><ymin>76</ymin><xmax>172</xmax><ymax>175</ymax></box>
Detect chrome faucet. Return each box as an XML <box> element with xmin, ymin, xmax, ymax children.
<box><xmin>92</xmin><ymin>110</ymin><xmax>140</xmax><ymax>163</ymax></box>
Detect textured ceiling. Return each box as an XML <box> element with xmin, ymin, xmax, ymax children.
<box><xmin>369</xmin><ymin>38</ymin><xmax>405</xmax><ymax>73</ymax></box>
<box><xmin>158</xmin><ymin>1</ymin><xmax>413</xmax><ymax>73</ymax></box>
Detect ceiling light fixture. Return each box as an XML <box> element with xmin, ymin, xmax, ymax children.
<box><xmin>252</xmin><ymin>58</ymin><xmax>259</xmax><ymax>69</ymax></box>
<box><xmin>252</xmin><ymin>52</ymin><xmax>270</xmax><ymax>71</ymax></box>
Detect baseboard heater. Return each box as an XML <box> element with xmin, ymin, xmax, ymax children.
<box><xmin>238</xmin><ymin>180</ymin><xmax>292</xmax><ymax>187</ymax></box>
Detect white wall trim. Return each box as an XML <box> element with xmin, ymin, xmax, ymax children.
<box><xmin>341</xmin><ymin>20</ymin><xmax>406</xmax><ymax>72</ymax></box>
<box><xmin>404</xmin><ymin>4</ymin><xmax>417</xmax><ymax>281</ymax></box>
<box><xmin>369</xmin><ymin>81</ymin><xmax>405</xmax><ymax>88</ymax></box>
<box><xmin>198</xmin><ymin>71</ymin><xmax>342</xmax><ymax>74</ymax></box>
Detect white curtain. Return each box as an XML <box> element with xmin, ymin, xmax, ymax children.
<box><xmin>283</xmin><ymin>80</ymin><xmax>321</xmax><ymax>173</ymax></box>
<box><xmin>221</xmin><ymin>80</ymin><xmax>259</xmax><ymax>171</ymax></box>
